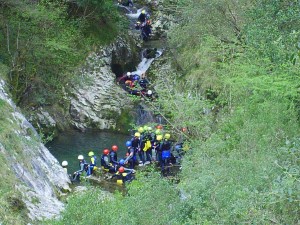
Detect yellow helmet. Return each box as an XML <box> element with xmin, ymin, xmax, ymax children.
<box><xmin>134</xmin><ymin>132</ymin><xmax>141</xmax><ymax>137</ymax></box>
<box><xmin>156</xmin><ymin>135</ymin><xmax>163</xmax><ymax>141</ymax></box>
<box><xmin>164</xmin><ymin>133</ymin><xmax>171</xmax><ymax>139</ymax></box>
<box><xmin>143</xmin><ymin>125</ymin><xmax>148</xmax><ymax>131</ymax></box>
<box><xmin>88</xmin><ymin>151</ymin><xmax>94</xmax><ymax>157</ymax></box>
<box><xmin>138</xmin><ymin>127</ymin><xmax>144</xmax><ymax>133</ymax></box>
<box><xmin>155</xmin><ymin>129</ymin><xmax>161</xmax><ymax>135</ymax></box>
<box><xmin>141</xmin><ymin>10</ymin><xmax>146</xmax><ymax>14</ymax></box>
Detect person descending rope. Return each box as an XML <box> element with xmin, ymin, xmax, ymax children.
<box><xmin>101</xmin><ymin>149</ymin><xmax>115</xmax><ymax>172</ymax></box>
<box><xmin>72</xmin><ymin>155</ymin><xmax>88</xmax><ymax>182</ymax></box>
<box><xmin>87</xmin><ymin>151</ymin><xmax>97</xmax><ymax>176</ymax></box>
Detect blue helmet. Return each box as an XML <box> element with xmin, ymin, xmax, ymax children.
<box><xmin>119</xmin><ymin>159</ymin><xmax>125</xmax><ymax>165</ymax></box>
<box><xmin>125</xmin><ymin>140</ymin><xmax>132</xmax><ymax>147</ymax></box>
<box><xmin>133</xmin><ymin>75</ymin><xmax>140</xmax><ymax>81</ymax></box>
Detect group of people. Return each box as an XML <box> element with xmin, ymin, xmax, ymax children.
<box><xmin>117</xmin><ymin>71</ymin><xmax>156</xmax><ymax>100</ymax></box>
<box><xmin>68</xmin><ymin>125</ymin><xmax>187</xmax><ymax>185</ymax></box>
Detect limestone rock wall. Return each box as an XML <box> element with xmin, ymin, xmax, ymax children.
<box><xmin>0</xmin><ymin>80</ymin><xmax>70</xmax><ymax>221</ymax></box>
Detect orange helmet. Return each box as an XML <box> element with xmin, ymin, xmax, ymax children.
<box><xmin>103</xmin><ymin>149</ymin><xmax>110</xmax><ymax>155</ymax></box>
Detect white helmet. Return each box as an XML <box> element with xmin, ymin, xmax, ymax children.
<box><xmin>147</xmin><ymin>90</ymin><xmax>152</xmax><ymax>95</ymax></box>
<box><xmin>62</xmin><ymin>161</ymin><xmax>68</xmax><ymax>167</ymax></box>
<box><xmin>127</xmin><ymin>72</ymin><xmax>131</xmax><ymax>76</ymax></box>
<box><xmin>78</xmin><ymin>155</ymin><xmax>84</xmax><ymax>160</ymax></box>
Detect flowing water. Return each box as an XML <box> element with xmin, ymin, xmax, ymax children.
<box><xmin>47</xmin><ymin>4</ymin><xmax>167</xmax><ymax>191</ymax></box>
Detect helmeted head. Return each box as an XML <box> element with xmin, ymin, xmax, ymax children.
<box><xmin>147</xmin><ymin>126</ymin><xmax>152</xmax><ymax>132</ymax></box>
<box><xmin>133</xmin><ymin>75</ymin><xmax>140</xmax><ymax>81</ymax></box>
<box><xmin>78</xmin><ymin>155</ymin><xmax>84</xmax><ymax>160</ymax></box>
<box><xmin>62</xmin><ymin>161</ymin><xmax>68</xmax><ymax>167</ymax></box>
<box><xmin>141</xmin><ymin>10</ymin><xmax>146</xmax><ymax>14</ymax></box>
<box><xmin>88</xmin><ymin>151</ymin><xmax>94</xmax><ymax>157</ymax></box>
<box><xmin>138</xmin><ymin>127</ymin><xmax>144</xmax><ymax>133</ymax></box>
<box><xmin>126</xmin><ymin>140</ymin><xmax>132</xmax><ymax>147</ymax></box>
<box><xmin>182</xmin><ymin>127</ymin><xmax>187</xmax><ymax>132</ymax></box>
<box><xmin>156</xmin><ymin>125</ymin><xmax>163</xmax><ymax>130</ymax></box>
<box><xmin>127</xmin><ymin>72</ymin><xmax>131</xmax><ymax>76</ymax></box>
<box><xmin>156</xmin><ymin>135</ymin><xmax>163</xmax><ymax>141</ymax></box>
<box><xmin>119</xmin><ymin>166</ymin><xmax>125</xmax><ymax>173</ymax></box>
<box><xmin>103</xmin><ymin>149</ymin><xmax>110</xmax><ymax>155</ymax></box>
<box><xmin>155</xmin><ymin>129</ymin><xmax>161</xmax><ymax>135</ymax></box>
<box><xmin>143</xmin><ymin>125</ymin><xmax>148</xmax><ymax>131</ymax></box>
<box><xmin>147</xmin><ymin>90</ymin><xmax>152</xmax><ymax>95</ymax></box>
<box><xmin>119</xmin><ymin>159</ymin><xmax>125</xmax><ymax>165</ymax></box>
<box><xmin>134</xmin><ymin>132</ymin><xmax>141</xmax><ymax>137</ymax></box>
<box><xmin>164</xmin><ymin>133</ymin><xmax>171</xmax><ymax>140</ymax></box>
<box><xmin>112</xmin><ymin>145</ymin><xmax>118</xmax><ymax>152</ymax></box>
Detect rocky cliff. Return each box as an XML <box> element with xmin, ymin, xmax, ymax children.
<box><xmin>0</xmin><ymin>79</ymin><xmax>70</xmax><ymax>222</ymax></box>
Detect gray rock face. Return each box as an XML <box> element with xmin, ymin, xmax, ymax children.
<box><xmin>69</xmin><ymin>37</ymin><xmax>133</xmax><ymax>131</ymax></box>
<box><xmin>0</xmin><ymin>80</ymin><xmax>71</xmax><ymax>221</ymax></box>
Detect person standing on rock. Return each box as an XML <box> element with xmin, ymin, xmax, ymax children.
<box><xmin>141</xmin><ymin>20</ymin><xmax>152</xmax><ymax>41</ymax></box>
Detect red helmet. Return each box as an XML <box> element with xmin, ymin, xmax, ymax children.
<box><xmin>156</xmin><ymin>125</ymin><xmax>163</xmax><ymax>130</ymax></box>
<box><xmin>182</xmin><ymin>127</ymin><xmax>187</xmax><ymax>132</ymax></box>
<box><xmin>112</xmin><ymin>145</ymin><xmax>118</xmax><ymax>151</ymax></box>
<box><xmin>103</xmin><ymin>149</ymin><xmax>110</xmax><ymax>155</ymax></box>
<box><xmin>118</xmin><ymin>166</ymin><xmax>125</xmax><ymax>173</ymax></box>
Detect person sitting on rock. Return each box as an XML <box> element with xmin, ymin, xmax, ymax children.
<box><xmin>112</xmin><ymin>166</ymin><xmax>134</xmax><ymax>185</ymax></box>
<box><xmin>72</xmin><ymin>155</ymin><xmax>88</xmax><ymax>182</ymax></box>
<box><xmin>109</xmin><ymin>145</ymin><xmax>119</xmax><ymax>168</ymax></box>
<box><xmin>101</xmin><ymin>149</ymin><xmax>115</xmax><ymax>172</ymax></box>
<box><xmin>87</xmin><ymin>151</ymin><xmax>97</xmax><ymax>176</ymax></box>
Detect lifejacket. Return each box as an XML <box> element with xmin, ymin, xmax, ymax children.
<box><xmin>109</xmin><ymin>151</ymin><xmax>118</xmax><ymax>165</ymax></box>
<box><xmin>131</xmin><ymin>137</ymin><xmax>140</xmax><ymax>149</ymax></box>
<box><xmin>90</xmin><ymin>156</ymin><xmax>97</xmax><ymax>166</ymax></box>
<box><xmin>141</xmin><ymin>133</ymin><xmax>152</xmax><ymax>151</ymax></box>
<box><xmin>79</xmin><ymin>160</ymin><xmax>88</xmax><ymax>172</ymax></box>
<box><xmin>101</xmin><ymin>155</ymin><xmax>110</xmax><ymax>169</ymax></box>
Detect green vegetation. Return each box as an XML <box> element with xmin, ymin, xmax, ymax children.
<box><xmin>0</xmin><ymin>98</ymin><xmax>30</xmax><ymax>224</ymax></box>
<box><xmin>0</xmin><ymin>0</ymin><xmax>295</xmax><ymax>224</ymax></box>
<box><xmin>49</xmin><ymin>0</ymin><xmax>299</xmax><ymax>224</ymax></box>
<box><xmin>0</xmin><ymin>0</ymin><xmax>123</xmax><ymax>107</ymax></box>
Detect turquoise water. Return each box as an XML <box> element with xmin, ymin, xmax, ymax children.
<box><xmin>46</xmin><ymin>129</ymin><xmax>131</xmax><ymax>173</ymax></box>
